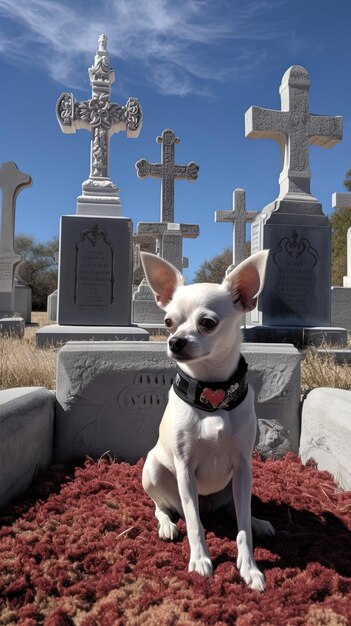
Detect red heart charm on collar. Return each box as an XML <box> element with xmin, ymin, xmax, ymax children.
<box><xmin>200</xmin><ymin>387</ymin><xmax>225</xmax><ymax>409</ymax></box>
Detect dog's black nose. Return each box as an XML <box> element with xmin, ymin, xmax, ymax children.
<box><xmin>169</xmin><ymin>337</ymin><xmax>187</xmax><ymax>354</ymax></box>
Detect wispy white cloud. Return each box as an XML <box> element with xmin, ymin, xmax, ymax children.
<box><xmin>0</xmin><ymin>0</ymin><xmax>289</xmax><ymax>96</ymax></box>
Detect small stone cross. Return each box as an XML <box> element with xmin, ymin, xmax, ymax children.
<box><xmin>332</xmin><ymin>192</ymin><xmax>351</xmax><ymax>287</ymax></box>
<box><xmin>135</xmin><ymin>129</ymin><xmax>199</xmax><ymax>222</ymax></box>
<box><xmin>245</xmin><ymin>65</ymin><xmax>342</xmax><ymax>202</ymax></box>
<box><xmin>0</xmin><ymin>162</ymin><xmax>32</xmax><ymax>255</ymax></box>
<box><xmin>215</xmin><ymin>188</ymin><xmax>259</xmax><ymax>268</ymax></box>
<box><xmin>56</xmin><ymin>35</ymin><xmax>142</xmax><ymax>212</ymax></box>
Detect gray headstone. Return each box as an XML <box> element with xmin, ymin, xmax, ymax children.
<box><xmin>245</xmin><ymin>66</ymin><xmax>343</xmax><ymax>333</ymax></box>
<box><xmin>215</xmin><ymin>188</ymin><xmax>259</xmax><ymax>270</ymax></box>
<box><xmin>58</xmin><ymin>216</ymin><xmax>133</xmax><ymax>325</ymax></box>
<box><xmin>56</xmin><ymin>35</ymin><xmax>142</xmax><ymax>216</ymax></box>
<box><xmin>0</xmin><ymin>162</ymin><xmax>32</xmax><ymax>316</ymax></box>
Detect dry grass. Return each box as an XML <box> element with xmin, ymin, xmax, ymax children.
<box><xmin>0</xmin><ymin>313</ymin><xmax>350</xmax><ymax>392</ymax></box>
<box><xmin>0</xmin><ymin>312</ymin><xmax>57</xmax><ymax>391</ymax></box>
<box><xmin>301</xmin><ymin>345</ymin><xmax>351</xmax><ymax>391</ymax></box>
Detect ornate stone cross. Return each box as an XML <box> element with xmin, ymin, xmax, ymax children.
<box><xmin>0</xmin><ymin>162</ymin><xmax>32</xmax><ymax>313</ymax></box>
<box><xmin>245</xmin><ymin>65</ymin><xmax>342</xmax><ymax>212</ymax></box>
<box><xmin>135</xmin><ymin>129</ymin><xmax>199</xmax><ymax>222</ymax></box>
<box><xmin>56</xmin><ymin>34</ymin><xmax>143</xmax><ymax>215</ymax></box>
<box><xmin>332</xmin><ymin>192</ymin><xmax>351</xmax><ymax>287</ymax></box>
<box><xmin>215</xmin><ymin>188</ymin><xmax>259</xmax><ymax>269</ymax></box>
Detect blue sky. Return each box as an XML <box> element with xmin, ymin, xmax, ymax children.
<box><xmin>0</xmin><ymin>0</ymin><xmax>351</xmax><ymax>281</ymax></box>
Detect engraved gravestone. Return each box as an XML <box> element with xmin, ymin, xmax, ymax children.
<box><xmin>245</xmin><ymin>66</ymin><xmax>344</xmax><ymax>343</ymax></box>
<box><xmin>0</xmin><ymin>162</ymin><xmax>32</xmax><ymax>316</ymax></box>
<box><xmin>58</xmin><ymin>216</ymin><xmax>132</xmax><ymax>325</ymax></box>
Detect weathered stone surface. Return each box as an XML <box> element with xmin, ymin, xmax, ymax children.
<box><xmin>0</xmin><ymin>162</ymin><xmax>32</xmax><ymax>316</ymax></box>
<box><xmin>0</xmin><ymin>387</ymin><xmax>54</xmax><ymax>507</ymax></box>
<box><xmin>251</xmin><ymin>223</ymin><xmax>332</xmax><ymax>327</ymax></box>
<box><xmin>244</xmin><ymin>325</ymin><xmax>347</xmax><ymax>348</ymax></box>
<box><xmin>14</xmin><ymin>277</ymin><xmax>32</xmax><ymax>323</ymax></box>
<box><xmin>57</xmin><ymin>35</ymin><xmax>142</xmax><ymax>216</ymax></box>
<box><xmin>136</xmin><ymin>129</ymin><xmax>199</xmax><ymax>223</ymax></box>
<box><xmin>0</xmin><ymin>317</ymin><xmax>25</xmax><ymax>338</ymax></box>
<box><xmin>332</xmin><ymin>195</ymin><xmax>351</xmax><ymax>287</ymax></box>
<box><xmin>246</xmin><ymin>66</ymin><xmax>343</xmax><ymax>336</ymax></box>
<box><xmin>246</xmin><ymin>65</ymin><xmax>342</xmax><ymax>213</ymax></box>
<box><xmin>47</xmin><ymin>289</ymin><xmax>58</xmax><ymax>322</ymax></box>
<box><xmin>36</xmin><ymin>324</ymin><xmax>148</xmax><ymax>347</ymax></box>
<box><xmin>132</xmin><ymin>279</ymin><xmax>165</xmax><ymax>324</ymax></box>
<box><xmin>54</xmin><ymin>342</ymin><xmax>301</xmax><ymax>463</ymax></box>
<box><xmin>331</xmin><ymin>287</ymin><xmax>351</xmax><ymax>331</ymax></box>
<box><xmin>58</xmin><ymin>215</ymin><xmax>133</xmax><ymax>326</ymax></box>
<box><xmin>300</xmin><ymin>387</ymin><xmax>351</xmax><ymax>490</ymax></box>
<box><xmin>215</xmin><ymin>188</ymin><xmax>258</xmax><ymax>269</ymax></box>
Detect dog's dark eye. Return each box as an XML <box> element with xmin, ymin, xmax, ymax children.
<box><xmin>164</xmin><ymin>317</ymin><xmax>173</xmax><ymax>329</ymax></box>
<box><xmin>199</xmin><ymin>317</ymin><xmax>218</xmax><ymax>331</ymax></box>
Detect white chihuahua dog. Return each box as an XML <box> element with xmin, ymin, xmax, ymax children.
<box><xmin>140</xmin><ymin>250</ymin><xmax>275</xmax><ymax>591</ymax></box>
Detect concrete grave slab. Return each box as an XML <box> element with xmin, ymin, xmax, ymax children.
<box><xmin>55</xmin><ymin>342</ymin><xmax>301</xmax><ymax>464</ymax></box>
<box><xmin>0</xmin><ymin>316</ymin><xmax>25</xmax><ymax>338</ymax></box>
<box><xmin>0</xmin><ymin>387</ymin><xmax>55</xmax><ymax>508</ymax></box>
<box><xmin>300</xmin><ymin>387</ymin><xmax>351</xmax><ymax>490</ymax></box>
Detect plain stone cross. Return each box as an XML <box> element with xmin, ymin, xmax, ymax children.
<box><xmin>332</xmin><ymin>192</ymin><xmax>351</xmax><ymax>287</ymax></box>
<box><xmin>245</xmin><ymin>65</ymin><xmax>342</xmax><ymax>203</ymax></box>
<box><xmin>0</xmin><ymin>162</ymin><xmax>32</xmax><ymax>255</ymax></box>
<box><xmin>215</xmin><ymin>188</ymin><xmax>259</xmax><ymax>268</ymax></box>
<box><xmin>135</xmin><ymin>129</ymin><xmax>199</xmax><ymax>222</ymax></box>
<box><xmin>56</xmin><ymin>34</ymin><xmax>142</xmax><ymax>212</ymax></box>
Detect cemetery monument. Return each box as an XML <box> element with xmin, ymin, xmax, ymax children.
<box><xmin>330</xmin><ymin>192</ymin><xmax>351</xmax><ymax>330</ymax></box>
<box><xmin>215</xmin><ymin>188</ymin><xmax>259</xmax><ymax>272</ymax></box>
<box><xmin>37</xmin><ymin>35</ymin><xmax>148</xmax><ymax>346</ymax></box>
<box><xmin>133</xmin><ymin>129</ymin><xmax>199</xmax><ymax>325</ymax></box>
<box><xmin>244</xmin><ymin>65</ymin><xmax>346</xmax><ymax>346</ymax></box>
<box><xmin>0</xmin><ymin>161</ymin><xmax>32</xmax><ymax>336</ymax></box>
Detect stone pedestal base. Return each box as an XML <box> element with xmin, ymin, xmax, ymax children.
<box><xmin>54</xmin><ymin>341</ymin><xmax>301</xmax><ymax>463</ymax></box>
<box><xmin>36</xmin><ymin>324</ymin><xmax>149</xmax><ymax>347</ymax></box>
<box><xmin>243</xmin><ymin>325</ymin><xmax>347</xmax><ymax>348</ymax></box>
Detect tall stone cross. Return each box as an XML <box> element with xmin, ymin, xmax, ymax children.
<box><xmin>332</xmin><ymin>192</ymin><xmax>351</xmax><ymax>287</ymax></box>
<box><xmin>245</xmin><ymin>65</ymin><xmax>342</xmax><ymax>211</ymax></box>
<box><xmin>135</xmin><ymin>129</ymin><xmax>199</xmax><ymax>273</ymax></box>
<box><xmin>136</xmin><ymin>129</ymin><xmax>199</xmax><ymax>222</ymax></box>
<box><xmin>56</xmin><ymin>34</ymin><xmax>143</xmax><ymax>215</ymax></box>
<box><xmin>0</xmin><ymin>162</ymin><xmax>32</xmax><ymax>313</ymax></box>
<box><xmin>215</xmin><ymin>188</ymin><xmax>259</xmax><ymax>270</ymax></box>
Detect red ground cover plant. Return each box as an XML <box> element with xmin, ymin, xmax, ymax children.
<box><xmin>0</xmin><ymin>453</ymin><xmax>350</xmax><ymax>625</ymax></box>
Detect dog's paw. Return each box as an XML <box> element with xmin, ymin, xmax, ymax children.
<box><xmin>251</xmin><ymin>516</ymin><xmax>276</xmax><ymax>537</ymax></box>
<box><xmin>188</xmin><ymin>556</ymin><xmax>213</xmax><ymax>577</ymax></box>
<box><xmin>158</xmin><ymin>518</ymin><xmax>178</xmax><ymax>541</ymax></box>
<box><xmin>237</xmin><ymin>530</ymin><xmax>265</xmax><ymax>592</ymax></box>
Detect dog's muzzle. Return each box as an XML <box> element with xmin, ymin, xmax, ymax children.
<box><xmin>168</xmin><ymin>336</ymin><xmax>187</xmax><ymax>355</ymax></box>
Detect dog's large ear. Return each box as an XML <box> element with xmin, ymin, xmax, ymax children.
<box><xmin>140</xmin><ymin>252</ymin><xmax>184</xmax><ymax>309</ymax></box>
<box><xmin>223</xmin><ymin>250</ymin><xmax>269</xmax><ymax>312</ymax></box>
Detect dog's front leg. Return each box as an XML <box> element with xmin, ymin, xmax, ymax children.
<box><xmin>232</xmin><ymin>459</ymin><xmax>265</xmax><ymax>591</ymax></box>
<box><xmin>174</xmin><ymin>459</ymin><xmax>213</xmax><ymax>576</ymax></box>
